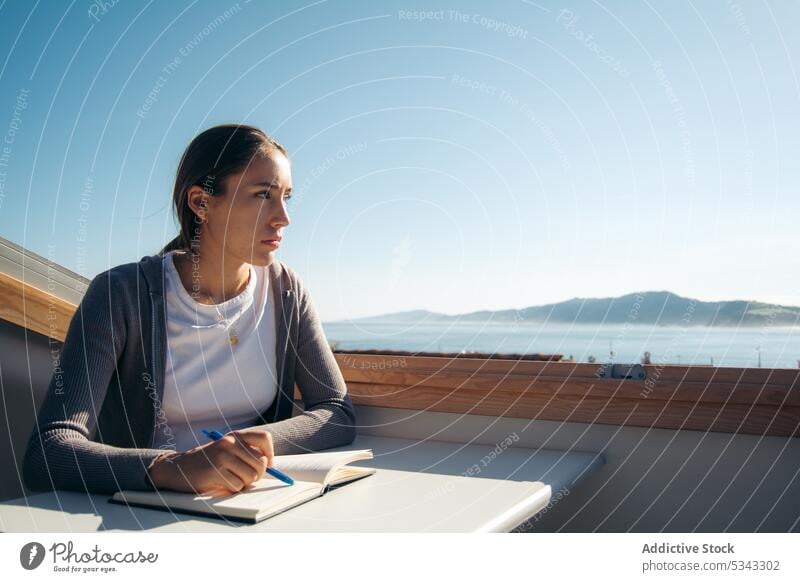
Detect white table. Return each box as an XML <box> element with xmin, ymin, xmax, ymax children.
<box><xmin>0</xmin><ymin>435</ymin><xmax>604</xmax><ymax>532</ymax></box>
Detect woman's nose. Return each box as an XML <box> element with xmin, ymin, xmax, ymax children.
<box><xmin>272</xmin><ymin>202</ymin><xmax>291</xmax><ymax>227</ymax></box>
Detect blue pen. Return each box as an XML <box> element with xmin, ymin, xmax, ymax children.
<box><xmin>201</xmin><ymin>429</ymin><xmax>294</xmax><ymax>486</ymax></box>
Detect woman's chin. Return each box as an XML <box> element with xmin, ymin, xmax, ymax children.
<box><xmin>255</xmin><ymin>252</ymin><xmax>276</xmax><ymax>266</ymax></box>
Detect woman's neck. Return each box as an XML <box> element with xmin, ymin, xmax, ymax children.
<box><xmin>173</xmin><ymin>248</ymin><xmax>251</xmax><ymax>305</ymax></box>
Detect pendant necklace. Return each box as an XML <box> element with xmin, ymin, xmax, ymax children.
<box><xmin>198</xmin><ymin>275</ymin><xmax>251</xmax><ymax>347</ymax></box>
<box><xmin>180</xmin><ymin>252</ymin><xmax>250</xmax><ymax>346</ymax></box>
<box><xmin>211</xmin><ymin>302</ymin><xmax>242</xmax><ymax>346</ymax></box>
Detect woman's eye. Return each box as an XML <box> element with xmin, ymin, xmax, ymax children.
<box><xmin>257</xmin><ymin>191</ymin><xmax>292</xmax><ymax>201</ymax></box>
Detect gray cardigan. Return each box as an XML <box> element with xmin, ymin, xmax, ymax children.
<box><xmin>22</xmin><ymin>254</ymin><xmax>357</xmax><ymax>494</ymax></box>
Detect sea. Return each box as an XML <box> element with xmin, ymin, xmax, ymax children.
<box><xmin>322</xmin><ymin>321</ymin><xmax>800</xmax><ymax>370</ymax></box>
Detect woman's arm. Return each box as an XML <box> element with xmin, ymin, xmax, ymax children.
<box><xmin>249</xmin><ymin>275</ymin><xmax>357</xmax><ymax>454</ymax></box>
<box><xmin>22</xmin><ymin>270</ymin><xmax>170</xmax><ymax>495</ymax></box>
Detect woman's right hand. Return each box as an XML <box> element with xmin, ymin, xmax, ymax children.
<box><xmin>147</xmin><ymin>430</ymin><xmax>275</xmax><ymax>496</ymax></box>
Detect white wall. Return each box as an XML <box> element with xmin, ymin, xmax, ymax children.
<box><xmin>353</xmin><ymin>405</ymin><xmax>800</xmax><ymax>532</ymax></box>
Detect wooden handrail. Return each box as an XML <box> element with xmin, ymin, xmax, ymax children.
<box><xmin>3</xmin><ymin>272</ymin><xmax>797</xmax><ymax>437</ymax></box>
<box><xmin>333</xmin><ymin>353</ymin><xmax>799</xmax><ymax>438</ymax></box>
<box><xmin>0</xmin><ymin>272</ymin><xmax>74</xmax><ymax>341</ymax></box>
<box><xmin>337</xmin><ymin>367</ymin><xmax>800</xmax><ymax>406</ymax></box>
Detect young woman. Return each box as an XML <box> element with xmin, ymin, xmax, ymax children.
<box><xmin>23</xmin><ymin>124</ymin><xmax>356</xmax><ymax>497</ymax></box>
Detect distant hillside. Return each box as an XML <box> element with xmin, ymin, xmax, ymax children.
<box><xmin>342</xmin><ymin>292</ymin><xmax>800</xmax><ymax>327</ymax></box>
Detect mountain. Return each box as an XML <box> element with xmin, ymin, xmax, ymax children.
<box><xmin>341</xmin><ymin>292</ymin><xmax>800</xmax><ymax>327</ymax></box>
<box><xmin>346</xmin><ymin>309</ymin><xmax>451</xmax><ymax>323</ymax></box>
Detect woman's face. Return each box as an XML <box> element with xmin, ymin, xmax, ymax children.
<box><xmin>197</xmin><ymin>151</ymin><xmax>292</xmax><ymax>267</ymax></box>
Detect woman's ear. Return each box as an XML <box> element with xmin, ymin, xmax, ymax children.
<box><xmin>186</xmin><ymin>185</ymin><xmax>210</xmax><ymax>223</ymax></box>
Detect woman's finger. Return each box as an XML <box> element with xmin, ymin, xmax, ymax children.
<box><xmin>204</xmin><ymin>485</ymin><xmax>234</xmax><ymax>498</ymax></box>
<box><xmin>229</xmin><ymin>443</ymin><xmax>267</xmax><ymax>480</ymax></box>
<box><xmin>232</xmin><ymin>430</ymin><xmax>274</xmax><ymax>467</ymax></box>
<box><xmin>219</xmin><ymin>432</ymin><xmax>267</xmax><ymax>475</ymax></box>
<box><xmin>221</xmin><ymin>452</ymin><xmax>262</xmax><ymax>489</ymax></box>
<box><xmin>217</xmin><ymin>467</ymin><xmax>246</xmax><ymax>493</ymax></box>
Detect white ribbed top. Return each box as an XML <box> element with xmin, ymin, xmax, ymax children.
<box><xmin>155</xmin><ymin>250</ymin><xmax>278</xmax><ymax>451</ymax></box>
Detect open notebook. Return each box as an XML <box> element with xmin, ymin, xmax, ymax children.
<box><xmin>109</xmin><ymin>449</ymin><xmax>375</xmax><ymax>524</ymax></box>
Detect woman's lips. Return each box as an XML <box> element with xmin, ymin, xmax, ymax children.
<box><xmin>261</xmin><ymin>239</ymin><xmax>280</xmax><ymax>248</ymax></box>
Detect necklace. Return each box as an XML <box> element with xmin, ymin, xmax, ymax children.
<box><xmin>195</xmin><ymin>275</ymin><xmax>252</xmax><ymax>347</ymax></box>
<box><xmin>211</xmin><ymin>302</ymin><xmax>242</xmax><ymax>346</ymax></box>
<box><xmin>174</xmin><ymin>252</ymin><xmax>250</xmax><ymax>346</ymax></box>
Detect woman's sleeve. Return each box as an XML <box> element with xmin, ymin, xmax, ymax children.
<box><xmin>253</xmin><ymin>277</ymin><xmax>357</xmax><ymax>454</ymax></box>
<box><xmin>22</xmin><ymin>269</ymin><xmax>170</xmax><ymax>495</ymax></box>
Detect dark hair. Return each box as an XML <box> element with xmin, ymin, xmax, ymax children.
<box><xmin>159</xmin><ymin>124</ymin><xmax>289</xmax><ymax>256</ymax></box>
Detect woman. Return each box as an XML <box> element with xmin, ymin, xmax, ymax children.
<box><xmin>22</xmin><ymin>124</ymin><xmax>356</xmax><ymax>497</ymax></box>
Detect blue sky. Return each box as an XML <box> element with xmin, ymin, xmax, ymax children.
<box><xmin>1</xmin><ymin>0</ymin><xmax>798</xmax><ymax>321</ymax></box>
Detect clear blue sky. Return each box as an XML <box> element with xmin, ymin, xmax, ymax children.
<box><xmin>1</xmin><ymin>0</ymin><xmax>798</xmax><ymax>321</ymax></box>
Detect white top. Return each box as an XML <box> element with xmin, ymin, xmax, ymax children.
<box><xmin>152</xmin><ymin>250</ymin><xmax>278</xmax><ymax>452</ymax></box>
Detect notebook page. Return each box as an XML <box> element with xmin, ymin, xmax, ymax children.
<box><xmin>275</xmin><ymin>449</ymin><xmax>374</xmax><ymax>484</ymax></box>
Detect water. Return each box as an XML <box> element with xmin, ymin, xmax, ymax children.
<box><xmin>322</xmin><ymin>321</ymin><xmax>800</xmax><ymax>369</ymax></box>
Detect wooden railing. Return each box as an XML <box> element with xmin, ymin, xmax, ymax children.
<box><xmin>3</xmin><ymin>272</ymin><xmax>798</xmax><ymax>438</ymax></box>
<box><xmin>0</xmin><ymin>272</ymin><xmax>74</xmax><ymax>341</ymax></box>
<box><xmin>331</xmin><ymin>353</ymin><xmax>800</xmax><ymax>438</ymax></box>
